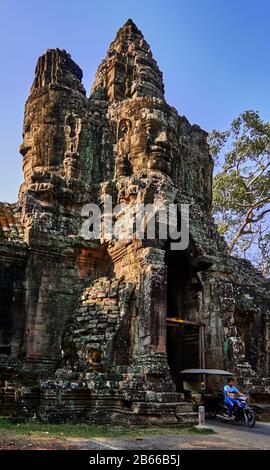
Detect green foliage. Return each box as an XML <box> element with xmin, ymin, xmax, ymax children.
<box><xmin>209</xmin><ymin>110</ymin><xmax>270</xmax><ymax>276</ymax></box>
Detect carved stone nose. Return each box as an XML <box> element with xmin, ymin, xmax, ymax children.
<box><xmin>155</xmin><ymin>131</ymin><xmax>167</xmax><ymax>143</ymax></box>
<box><xmin>154</xmin><ymin>131</ymin><xmax>170</xmax><ymax>150</ymax></box>
<box><xmin>19</xmin><ymin>143</ymin><xmax>32</xmax><ymax>157</ymax></box>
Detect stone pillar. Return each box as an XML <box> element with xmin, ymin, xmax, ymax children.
<box><xmin>127</xmin><ymin>245</ymin><xmax>176</xmax><ymax>395</ymax></box>
<box><xmin>199</xmin><ymin>269</ymin><xmax>235</xmax><ymax>371</ymax></box>
<box><xmin>137</xmin><ymin>247</ymin><xmax>167</xmax><ymax>357</ymax></box>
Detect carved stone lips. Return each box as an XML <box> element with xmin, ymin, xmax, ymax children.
<box><xmin>151</xmin><ymin>145</ymin><xmax>171</xmax><ymax>163</ymax></box>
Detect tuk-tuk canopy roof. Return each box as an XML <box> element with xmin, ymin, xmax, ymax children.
<box><xmin>179</xmin><ymin>368</ymin><xmax>233</xmax><ymax>376</ymax></box>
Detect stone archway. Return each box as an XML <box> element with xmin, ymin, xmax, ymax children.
<box><xmin>164</xmin><ymin>243</ymin><xmax>207</xmax><ymax>390</ymax></box>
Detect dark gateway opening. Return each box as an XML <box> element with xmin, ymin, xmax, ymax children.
<box><xmin>165</xmin><ymin>245</ymin><xmax>205</xmax><ymax>391</ymax></box>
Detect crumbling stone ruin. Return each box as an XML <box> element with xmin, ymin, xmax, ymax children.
<box><xmin>0</xmin><ymin>19</ymin><xmax>270</xmax><ymax>424</ymax></box>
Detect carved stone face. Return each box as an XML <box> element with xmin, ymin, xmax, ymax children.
<box><xmin>20</xmin><ymin>104</ymin><xmax>82</xmax><ymax>186</ymax></box>
<box><xmin>20</xmin><ymin>98</ymin><xmax>68</xmax><ymax>184</ymax></box>
<box><xmin>20</xmin><ymin>120</ymin><xmax>35</xmax><ymax>181</ymax></box>
<box><xmin>115</xmin><ymin>101</ymin><xmax>179</xmax><ymax>177</ymax></box>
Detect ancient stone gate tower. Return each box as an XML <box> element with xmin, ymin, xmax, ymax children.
<box><xmin>0</xmin><ymin>20</ymin><xmax>270</xmax><ymax>424</ymax></box>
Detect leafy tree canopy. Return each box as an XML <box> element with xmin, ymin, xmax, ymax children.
<box><xmin>209</xmin><ymin>110</ymin><xmax>270</xmax><ymax>276</ymax></box>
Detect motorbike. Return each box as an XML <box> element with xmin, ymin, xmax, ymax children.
<box><xmin>216</xmin><ymin>394</ymin><xmax>256</xmax><ymax>427</ymax></box>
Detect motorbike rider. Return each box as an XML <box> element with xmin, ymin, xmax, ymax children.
<box><xmin>224</xmin><ymin>377</ymin><xmax>245</xmax><ymax>418</ymax></box>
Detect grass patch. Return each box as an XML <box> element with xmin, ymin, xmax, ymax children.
<box><xmin>0</xmin><ymin>417</ymin><xmax>214</xmax><ymax>439</ymax></box>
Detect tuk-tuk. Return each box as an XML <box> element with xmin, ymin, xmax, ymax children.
<box><xmin>179</xmin><ymin>368</ymin><xmax>233</xmax><ymax>417</ymax></box>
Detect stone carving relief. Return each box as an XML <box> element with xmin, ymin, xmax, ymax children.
<box><xmin>64</xmin><ymin>114</ymin><xmax>82</xmax><ymax>179</ymax></box>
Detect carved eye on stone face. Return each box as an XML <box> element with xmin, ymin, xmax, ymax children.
<box><xmin>146</xmin><ymin>118</ymin><xmax>163</xmax><ymax>137</ymax></box>
<box><xmin>145</xmin><ymin>119</ymin><xmax>165</xmax><ymax>152</ymax></box>
<box><xmin>118</xmin><ymin>119</ymin><xmax>131</xmax><ymax>139</ymax></box>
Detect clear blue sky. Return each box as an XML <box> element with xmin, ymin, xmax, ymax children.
<box><xmin>1</xmin><ymin>0</ymin><xmax>270</xmax><ymax>202</ymax></box>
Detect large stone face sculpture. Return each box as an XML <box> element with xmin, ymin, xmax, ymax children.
<box><xmin>114</xmin><ymin>99</ymin><xmax>179</xmax><ymax>177</ymax></box>
<box><xmin>0</xmin><ymin>19</ymin><xmax>270</xmax><ymax>424</ymax></box>
<box><xmin>20</xmin><ymin>49</ymin><xmax>85</xmax><ymax>182</ymax></box>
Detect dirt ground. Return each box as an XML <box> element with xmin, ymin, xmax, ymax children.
<box><xmin>1</xmin><ymin>420</ymin><xmax>270</xmax><ymax>450</ymax></box>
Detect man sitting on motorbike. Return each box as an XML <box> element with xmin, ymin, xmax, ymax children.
<box><xmin>224</xmin><ymin>377</ymin><xmax>245</xmax><ymax>418</ymax></box>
